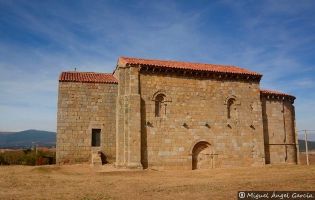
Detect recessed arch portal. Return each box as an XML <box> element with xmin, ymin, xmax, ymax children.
<box><xmin>192</xmin><ymin>141</ymin><xmax>212</xmax><ymax>170</ymax></box>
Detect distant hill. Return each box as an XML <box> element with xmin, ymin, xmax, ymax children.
<box><xmin>0</xmin><ymin>130</ymin><xmax>313</xmax><ymax>151</ymax></box>
<box><xmin>297</xmin><ymin>134</ymin><xmax>315</xmax><ymax>142</ymax></box>
<box><xmin>298</xmin><ymin>140</ymin><xmax>315</xmax><ymax>152</ymax></box>
<box><xmin>0</xmin><ymin>131</ymin><xmax>15</xmax><ymax>135</ymax></box>
<box><xmin>0</xmin><ymin>130</ymin><xmax>56</xmax><ymax>148</ymax></box>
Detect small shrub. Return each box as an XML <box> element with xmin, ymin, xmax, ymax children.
<box><xmin>0</xmin><ymin>154</ymin><xmax>9</xmax><ymax>165</ymax></box>
<box><xmin>0</xmin><ymin>149</ymin><xmax>55</xmax><ymax>165</ymax></box>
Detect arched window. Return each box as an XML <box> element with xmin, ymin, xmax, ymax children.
<box><xmin>227</xmin><ymin>98</ymin><xmax>235</xmax><ymax>119</ymax></box>
<box><xmin>155</xmin><ymin>94</ymin><xmax>165</xmax><ymax>117</ymax></box>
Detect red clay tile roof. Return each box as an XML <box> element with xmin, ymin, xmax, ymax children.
<box><xmin>260</xmin><ymin>89</ymin><xmax>295</xmax><ymax>99</ymax></box>
<box><xmin>59</xmin><ymin>72</ymin><xmax>118</xmax><ymax>84</ymax></box>
<box><xmin>119</xmin><ymin>56</ymin><xmax>262</xmax><ymax>77</ymax></box>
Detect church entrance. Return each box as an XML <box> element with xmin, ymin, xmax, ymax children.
<box><xmin>192</xmin><ymin>141</ymin><xmax>215</xmax><ymax>170</ymax></box>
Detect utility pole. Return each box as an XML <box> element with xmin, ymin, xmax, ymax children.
<box><xmin>304</xmin><ymin>130</ymin><xmax>309</xmax><ymax>166</ymax></box>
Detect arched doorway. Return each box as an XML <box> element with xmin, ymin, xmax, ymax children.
<box><xmin>192</xmin><ymin>141</ymin><xmax>212</xmax><ymax>170</ymax></box>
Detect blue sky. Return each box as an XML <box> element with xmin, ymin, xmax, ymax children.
<box><xmin>0</xmin><ymin>0</ymin><xmax>314</xmax><ymax>132</ymax></box>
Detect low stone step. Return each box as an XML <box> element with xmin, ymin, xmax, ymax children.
<box><xmin>91</xmin><ymin>151</ymin><xmax>102</xmax><ymax>166</ymax></box>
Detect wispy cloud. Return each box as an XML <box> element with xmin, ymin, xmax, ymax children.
<box><xmin>0</xmin><ymin>0</ymin><xmax>314</xmax><ymax>131</ymax></box>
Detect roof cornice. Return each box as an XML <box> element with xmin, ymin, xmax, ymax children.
<box><xmin>118</xmin><ymin>56</ymin><xmax>262</xmax><ymax>81</ymax></box>
<box><xmin>59</xmin><ymin>71</ymin><xmax>118</xmax><ymax>84</ymax></box>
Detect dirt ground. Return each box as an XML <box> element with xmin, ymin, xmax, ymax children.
<box><xmin>0</xmin><ymin>164</ymin><xmax>314</xmax><ymax>200</ymax></box>
<box><xmin>299</xmin><ymin>152</ymin><xmax>315</xmax><ymax>165</ymax></box>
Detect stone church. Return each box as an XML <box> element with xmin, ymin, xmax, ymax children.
<box><xmin>56</xmin><ymin>56</ymin><xmax>298</xmax><ymax>169</ymax></box>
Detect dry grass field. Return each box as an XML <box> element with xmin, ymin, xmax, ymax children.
<box><xmin>0</xmin><ymin>164</ymin><xmax>314</xmax><ymax>200</ymax></box>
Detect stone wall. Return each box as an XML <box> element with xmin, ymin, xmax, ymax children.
<box><xmin>56</xmin><ymin>82</ymin><xmax>117</xmax><ymax>164</ymax></box>
<box><xmin>261</xmin><ymin>97</ymin><xmax>297</xmax><ymax>164</ymax></box>
<box><xmin>138</xmin><ymin>71</ymin><xmax>266</xmax><ymax>169</ymax></box>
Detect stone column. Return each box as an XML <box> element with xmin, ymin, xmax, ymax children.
<box><xmin>126</xmin><ymin>67</ymin><xmax>142</xmax><ymax>168</ymax></box>
<box><xmin>115</xmin><ymin>65</ymin><xmax>142</xmax><ymax>169</ymax></box>
<box><xmin>115</xmin><ymin>66</ymin><xmax>126</xmax><ymax>167</ymax></box>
